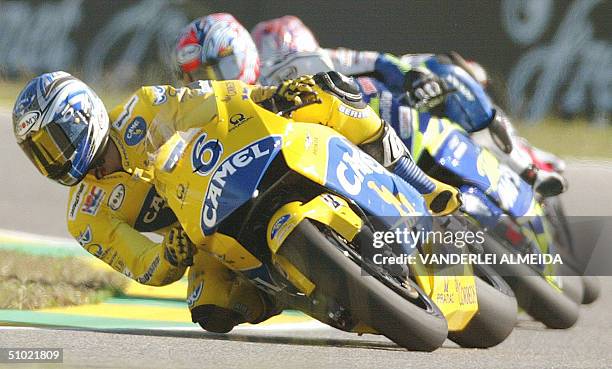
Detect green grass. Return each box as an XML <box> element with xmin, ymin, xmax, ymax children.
<box><xmin>516</xmin><ymin>119</ymin><xmax>612</xmax><ymax>159</ymax></box>
<box><xmin>0</xmin><ymin>250</ymin><xmax>128</xmax><ymax>310</ymax></box>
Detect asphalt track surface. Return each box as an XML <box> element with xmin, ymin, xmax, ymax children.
<box><xmin>1</xmin><ymin>108</ymin><xmax>612</xmax><ymax>368</ymax></box>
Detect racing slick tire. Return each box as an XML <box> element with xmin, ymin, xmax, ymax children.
<box><xmin>277</xmin><ymin>220</ymin><xmax>448</xmax><ymax>352</ymax></box>
<box><xmin>448</xmin><ymin>264</ymin><xmax>517</xmax><ymax>348</ymax></box>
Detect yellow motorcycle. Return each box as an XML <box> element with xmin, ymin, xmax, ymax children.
<box><xmin>138</xmin><ymin>80</ymin><xmax>515</xmax><ymax>350</ymax></box>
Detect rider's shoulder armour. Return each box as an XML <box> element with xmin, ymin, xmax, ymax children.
<box><xmin>313</xmin><ymin>71</ymin><xmax>367</xmax><ymax>109</ymax></box>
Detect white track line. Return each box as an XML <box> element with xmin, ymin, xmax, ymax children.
<box><xmin>0</xmin><ymin>228</ymin><xmax>75</xmax><ymax>245</ymax></box>
<box><xmin>0</xmin><ymin>320</ymin><xmax>330</xmax><ymax>332</ymax></box>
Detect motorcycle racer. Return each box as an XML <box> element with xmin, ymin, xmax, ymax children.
<box><xmin>13</xmin><ymin>70</ymin><xmax>459</xmax><ymax>333</ymax></box>
<box><xmin>251</xmin><ymin>15</ymin><xmax>448</xmax><ymax>112</ymax></box>
<box><xmin>175</xmin><ymin>13</ymin><xmax>260</xmax><ymax>84</ymax></box>
<box><xmin>400</xmin><ymin>52</ymin><xmax>568</xmax><ymax>197</ymax></box>
<box><xmin>12</xmin><ymin>72</ymin><xmax>275</xmax><ymax>332</ymax></box>
<box><xmin>251</xmin><ymin>15</ymin><xmax>567</xmax><ymax>197</ymax></box>
<box><xmin>175</xmin><ymin>14</ymin><xmax>460</xmax><ymax>211</ymax></box>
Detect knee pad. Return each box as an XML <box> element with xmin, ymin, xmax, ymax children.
<box><xmin>191</xmin><ymin>305</ymin><xmax>245</xmax><ymax>334</ymax></box>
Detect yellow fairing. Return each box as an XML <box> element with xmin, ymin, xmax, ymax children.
<box><xmin>412</xmin><ymin>245</ymin><xmax>478</xmax><ymax>331</ymax></box>
<box><xmin>432</xmin><ymin>275</ymin><xmax>478</xmax><ymax>331</ymax></box>
<box><xmin>148</xmin><ymin>80</ymin><xmax>365</xmax><ymax>296</ymax></box>
<box><xmin>151</xmin><ymin>80</ymin><xmax>370</xmax><ymax>245</ymax></box>
<box><xmin>201</xmin><ymin>232</ymin><xmax>262</xmax><ymax>271</ymax></box>
<box><xmin>266</xmin><ymin>194</ymin><xmax>362</xmax><ymax>296</ymax></box>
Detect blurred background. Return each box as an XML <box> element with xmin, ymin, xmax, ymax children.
<box><xmin>0</xmin><ymin>0</ymin><xmax>609</xmax><ymax>122</ymax></box>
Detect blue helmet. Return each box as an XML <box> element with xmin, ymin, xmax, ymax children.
<box><xmin>13</xmin><ymin>71</ymin><xmax>109</xmax><ymax>186</ymax></box>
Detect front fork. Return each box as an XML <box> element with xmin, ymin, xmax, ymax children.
<box><xmin>266</xmin><ymin>193</ymin><xmax>378</xmax><ymax>334</ymax></box>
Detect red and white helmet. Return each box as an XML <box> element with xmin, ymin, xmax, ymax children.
<box><xmin>176</xmin><ymin>13</ymin><xmax>259</xmax><ymax>83</ymax></box>
<box><xmin>251</xmin><ymin>16</ymin><xmax>333</xmax><ymax>85</ymax></box>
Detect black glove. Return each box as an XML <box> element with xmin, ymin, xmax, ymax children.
<box><xmin>272</xmin><ymin>75</ymin><xmax>319</xmax><ymax>114</ymax></box>
<box><xmin>163</xmin><ymin>226</ymin><xmax>195</xmax><ymax>267</ymax></box>
<box><xmin>403</xmin><ymin>68</ymin><xmax>449</xmax><ymax>111</ymax></box>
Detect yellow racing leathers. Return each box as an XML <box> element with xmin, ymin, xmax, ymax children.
<box><xmin>66</xmin><ymin>73</ymin><xmax>456</xmax><ymax>333</ymax></box>
<box><xmin>66</xmin><ymin>81</ymin><xmax>275</xmax><ymax>333</ymax></box>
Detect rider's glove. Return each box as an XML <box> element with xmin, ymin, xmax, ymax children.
<box><xmin>403</xmin><ymin>68</ymin><xmax>448</xmax><ymax>111</ymax></box>
<box><xmin>163</xmin><ymin>226</ymin><xmax>196</xmax><ymax>268</ymax></box>
<box><xmin>272</xmin><ymin>75</ymin><xmax>319</xmax><ymax>113</ymax></box>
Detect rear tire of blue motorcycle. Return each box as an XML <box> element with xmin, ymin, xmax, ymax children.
<box><xmin>558</xmin><ymin>264</ymin><xmax>584</xmax><ymax>304</ymax></box>
<box><xmin>481</xmin><ymin>235</ymin><xmax>580</xmax><ymax>329</ymax></box>
<box><xmin>448</xmin><ymin>270</ymin><xmax>517</xmax><ymax>348</ymax></box>
<box><xmin>278</xmin><ymin>220</ymin><xmax>448</xmax><ymax>351</ymax></box>
<box><xmin>510</xmin><ymin>275</ymin><xmax>580</xmax><ymax>329</ymax></box>
<box><xmin>581</xmin><ymin>276</ymin><xmax>601</xmax><ymax>304</ymax></box>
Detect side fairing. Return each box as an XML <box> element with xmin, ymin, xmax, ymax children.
<box><xmin>323</xmin><ymin>136</ymin><xmax>434</xmax><ymax>253</ymax></box>
<box><xmin>431</xmin><ymin>128</ymin><xmax>533</xmax><ymax>218</ymax></box>
<box><xmin>279</xmin><ymin>124</ymin><xmax>429</xmax><ymax>223</ymax></box>
<box><xmin>199</xmin><ymin>135</ymin><xmax>282</xmax><ymax>235</ymax></box>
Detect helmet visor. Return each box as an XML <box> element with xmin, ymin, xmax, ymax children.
<box><xmin>20</xmin><ymin>117</ymin><xmax>92</xmax><ymax>186</ymax></box>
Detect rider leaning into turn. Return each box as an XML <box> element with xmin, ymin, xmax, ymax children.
<box><xmin>175</xmin><ymin>13</ymin><xmax>460</xmax><ymax>207</ymax></box>
<box><xmin>247</xmin><ymin>15</ymin><xmax>567</xmax><ymax>198</ymax></box>
<box><xmin>12</xmin><ymin>55</ymin><xmax>459</xmax><ymax>334</ymax></box>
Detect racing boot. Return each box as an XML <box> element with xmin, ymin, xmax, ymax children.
<box><xmin>188</xmin><ymin>252</ymin><xmax>281</xmax><ymax>333</ymax></box>
<box><xmin>520</xmin><ymin>164</ymin><xmax>567</xmax><ymax>198</ymax></box>
<box><xmin>359</xmin><ymin>121</ymin><xmax>461</xmax><ymax>215</ymax></box>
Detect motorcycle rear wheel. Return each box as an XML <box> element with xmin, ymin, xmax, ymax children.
<box><xmin>278</xmin><ymin>219</ymin><xmax>448</xmax><ymax>351</ymax></box>
<box><xmin>543</xmin><ymin>196</ymin><xmax>600</xmax><ymax>305</ymax></box>
<box><xmin>581</xmin><ymin>276</ymin><xmax>601</xmax><ymax>304</ymax></box>
<box><xmin>448</xmin><ymin>264</ymin><xmax>517</xmax><ymax>348</ymax></box>
<box><xmin>482</xmin><ymin>233</ymin><xmax>580</xmax><ymax>329</ymax></box>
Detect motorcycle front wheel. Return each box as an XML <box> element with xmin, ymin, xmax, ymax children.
<box><xmin>277</xmin><ymin>219</ymin><xmax>448</xmax><ymax>352</ymax></box>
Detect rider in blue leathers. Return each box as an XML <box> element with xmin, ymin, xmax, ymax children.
<box><xmin>250</xmin><ymin>15</ymin><xmax>566</xmax><ymax>197</ymax></box>
<box><xmin>175</xmin><ymin>14</ymin><xmax>464</xmax><ymax>216</ymax></box>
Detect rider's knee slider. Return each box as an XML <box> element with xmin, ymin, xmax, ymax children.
<box><xmin>359</xmin><ymin>121</ymin><xmax>411</xmax><ymax>168</ymax></box>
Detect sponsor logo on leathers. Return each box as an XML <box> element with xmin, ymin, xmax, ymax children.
<box><xmin>68</xmin><ymin>182</ymin><xmax>87</xmax><ymax>220</ymax></box>
<box><xmin>108</xmin><ymin>184</ymin><xmax>126</xmax><ymax>211</ymax></box>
